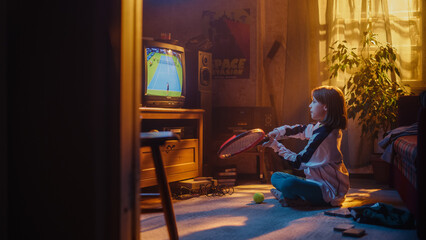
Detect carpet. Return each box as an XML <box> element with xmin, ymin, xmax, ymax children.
<box><xmin>140</xmin><ymin>183</ymin><xmax>418</xmax><ymax>239</ymax></box>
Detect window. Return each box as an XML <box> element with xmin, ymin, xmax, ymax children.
<box><xmin>318</xmin><ymin>0</ymin><xmax>423</xmax><ymax>92</ymax></box>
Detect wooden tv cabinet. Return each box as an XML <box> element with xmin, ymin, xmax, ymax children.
<box><xmin>139</xmin><ymin>107</ymin><xmax>204</xmax><ymax>188</ymax></box>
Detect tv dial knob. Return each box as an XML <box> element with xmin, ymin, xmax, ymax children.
<box><xmin>201</xmin><ymin>55</ymin><xmax>208</xmax><ymax>66</ymax></box>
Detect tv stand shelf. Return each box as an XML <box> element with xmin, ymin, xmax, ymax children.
<box><xmin>139</xmin><ymin>107</ymin><xmax>204</xmax><ymax>188</ymax></box>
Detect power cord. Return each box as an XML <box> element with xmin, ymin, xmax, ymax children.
<box><xmin>172</xmin><ymin>184</ymin><xmax>234</xmax><ymax>200</ymax></box>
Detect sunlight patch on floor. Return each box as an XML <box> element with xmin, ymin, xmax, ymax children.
<box><xmin>342</xmin><ymin>188</ymin><xmax>383</xmax><ymax>208</ymax></box>
<box><xmin>233</xmin><ymin>184</ymin><xmax>273</xmax><ymax>193</ymax></box>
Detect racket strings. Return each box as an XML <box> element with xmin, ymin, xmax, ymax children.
<box><xmin>220</xmin><ymin>133</ymin><xmax>264</xmax><ymax>155</ymax></box>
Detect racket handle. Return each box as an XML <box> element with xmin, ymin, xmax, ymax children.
<box><xmin>258</xmin><ymin>136</ymin><xmax>270</xmax><ymax>145</ymax></box>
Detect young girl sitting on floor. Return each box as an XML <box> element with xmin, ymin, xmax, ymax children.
<box><xmin>263</xmin><ymin>86</ymin><xmax>350</xmax><ymax>207</ymax></box>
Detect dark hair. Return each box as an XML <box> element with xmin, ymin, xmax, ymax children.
<box><xmin>312</xmin><ymin>86</ymin><xmax>347</xmax><ymax>129</ymax></box>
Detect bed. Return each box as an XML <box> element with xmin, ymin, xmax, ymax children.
<box><xmin>383</xmin><ymin>95</ymin><xmax>423</xmax><ymax>219</ymax></box>
<box><xmin>391</xmin><ymin>134</ymin><xmax>418</xmax><ymax>215</ymax></box>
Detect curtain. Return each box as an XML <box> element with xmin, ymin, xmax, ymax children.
<box><xmin>319</xmin><ymin>0</ymin><xmax>423</xmax><ymax>91</ymax></box>
<box><xmin>258</xmin><ymin>0</ymin><xmax>325</xmax><ymax>173</ymax></box>
<box><xmin>259</xmin><ymin>0</ymin><xmax>322</xmax><ymax>126</ymax></box>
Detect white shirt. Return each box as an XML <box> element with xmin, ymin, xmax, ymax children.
<box><xmin>268</xmin><ymin>123</ymin><xmax>350</xmax><ymax>206</ymax></box>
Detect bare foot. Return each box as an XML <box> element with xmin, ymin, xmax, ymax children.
<box><xmin>270</xmin><ymin>189</ymin><xmax>310</xmax><ymax>207</ymax></box>
<box><xmin>270</xmin><ymin>189</ymin><xmax>288</xmax><ymax>207</ymax></box>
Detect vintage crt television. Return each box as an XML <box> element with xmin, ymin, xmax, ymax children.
<box><xmin>142</xmin><ymin>40</ymin><xmax>186</xmax><ymax>107</ymax></box>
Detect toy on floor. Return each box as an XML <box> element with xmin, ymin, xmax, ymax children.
<box><xmin>253</xmin><ymin>192</ymin><xmax>264</xmax><ymax>204</ymax></box>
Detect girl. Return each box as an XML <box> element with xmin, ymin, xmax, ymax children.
<box><xmin>263</xmin><ymin>86</ymin><xmax>350</xmax><ymax>207</ymax></box>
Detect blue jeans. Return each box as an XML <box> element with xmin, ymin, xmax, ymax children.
<box><xmin>271</xmin><ymin>172</ymin><xmax>328</xmax><ymax>206</ymax></box>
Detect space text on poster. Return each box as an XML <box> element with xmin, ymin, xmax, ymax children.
<box><xmin>213</xmin><ymin>58</ymin><xmax>247</xmax><ymax>78</ymax></box>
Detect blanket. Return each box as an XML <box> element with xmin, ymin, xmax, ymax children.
<box><xmin>379</xmin><ymin>123</ymin><xmax>417</xmax><ymax>163</ymax></box>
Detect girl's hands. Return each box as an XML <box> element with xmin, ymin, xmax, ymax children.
<box><xmin>268</xmin><ymin>125</ymin><xmax>289</xmax><ymax>140</ymax></box>
<box><xmin>262</xmin><ymin>138</ymin><xmax>297</xmax><ymax>162</ymax></box>
<box><xmin>262</xmin><ymin>138</ymin><xmax>283</xmax><ymax>152</ymax></box>
<box><xmin>262</xmin><ymin>138</ymin><xmax>275</xmax><ymax>148</ymax></box>
<box><xmin>268</xmin><ymin>129</ymin><xmax>281</xmax><ymax>139</ymax></box>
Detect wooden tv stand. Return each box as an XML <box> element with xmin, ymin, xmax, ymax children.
<box><xmin>139</xmin><ymin>107</ymin><xmax>204</xmax><ymax>188</ymax></box>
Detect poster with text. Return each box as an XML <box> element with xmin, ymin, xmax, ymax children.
<box><xmin>202</xmin><ymin>9</ymin><xmax>250</xmax><ymax>79</ymax></box>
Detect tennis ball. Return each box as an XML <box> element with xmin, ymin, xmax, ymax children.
<box><xmin>253</xmin><ymin>192</ymin><xmax>264</xmax><ymax>204</ymax></box>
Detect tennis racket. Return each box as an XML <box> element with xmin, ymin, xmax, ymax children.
<box><xmin>217</xmin><ymin>128</ymin><xmax>270</xmax><ymax>159</ymax></box>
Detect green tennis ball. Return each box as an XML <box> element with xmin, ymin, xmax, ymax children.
<box><xmin>253</xmin><ymin>192</ymin><xmax>264</xmax><ymax>204</ymax></box>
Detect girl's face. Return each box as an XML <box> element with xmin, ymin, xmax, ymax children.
<box><xmin>309</xmin><ymin>96</ymin><xmax>327</xmax><ymax>121</ymax></box>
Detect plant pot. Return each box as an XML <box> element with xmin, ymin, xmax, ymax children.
<box><xmin>342</xmin><ymin>119</ymin><xmax>373</xmax><ymax>168</ymax></box>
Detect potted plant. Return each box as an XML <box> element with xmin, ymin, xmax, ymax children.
<box><xmin>326</xmin><ymin>31</ymin><xmax>410</xmax><ymax>139</ymax></box>
<box><xmin>325</xmin><ymin>31</ymin><xmax>411</xmax><ymax>180</ymax></box>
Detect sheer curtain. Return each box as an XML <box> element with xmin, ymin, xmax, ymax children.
<box><xmin>317</xmin><ymin>0</ymin><xmax>423</xmax><ymax>168</ymax></box>
<box><xmin>319</xmin><ymin>0</ymin><xmax>423</xmax><ymax>91</ymax></box>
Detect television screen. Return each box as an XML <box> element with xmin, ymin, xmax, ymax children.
<box><xmin>145</xmin><ymin>47</ymin><xmax>184</xmax><ymax>97</ymax></box>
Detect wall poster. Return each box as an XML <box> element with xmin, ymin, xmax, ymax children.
<box><xmin>202</xmin><ymin>9</ymin><xmax>250</xmax><ymax>79</ymax></box>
